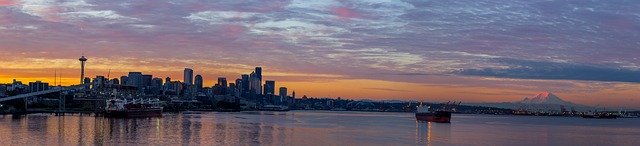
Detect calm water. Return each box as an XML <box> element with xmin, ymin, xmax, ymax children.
<box><xmin>1</xmin><ymin>111</ymin><xmax>639</xmax><ymax>146</ymax></box>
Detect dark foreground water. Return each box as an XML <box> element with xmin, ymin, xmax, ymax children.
<box><xmin>1</xmin><ymin>111</ymin><xmax>639</xmax><ymax>146</ymax></box>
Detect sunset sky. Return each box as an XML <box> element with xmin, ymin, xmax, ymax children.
<box><xmin>1</xmin><ymin>0</ymin><xmax>639</xmax><ymax>108</ymax></box>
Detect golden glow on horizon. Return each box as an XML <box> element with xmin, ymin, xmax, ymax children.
<box><xmin>2</xmin><ymin>60</ymin><xmax>640</xmax><ymax>108</ymax></box>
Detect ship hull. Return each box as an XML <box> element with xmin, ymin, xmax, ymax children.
<box><xmin>416</xmin><ymin>111</ymin><xmax>451</xmax><ymax>123</ymax></box>
<box><xmin>104</xmin><ymin>108</ymin><xmax>162</xmax><ymax>118</ymax></box>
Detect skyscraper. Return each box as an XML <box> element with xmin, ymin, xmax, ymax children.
<box><xmin>151</xmin><ymin>77</ymin><xmax>163</xmax><ymax>94</ymax></box>
<box><xmin>79</xmin><ymin>56</ymin><xmax>87</xmax><ymax>84</ymax></box>
<box><xmin>264</xmin><ymin>80</ymin><xmax>275</xmax><ymax>95</ymax></box>
<box><xmin>83</xmin><ymin>77</ymin><xmax>91</xmax><ymax>90</ymax></box>
<box><xmin>165</xmin><ymin>77</ymin><xmax>171</xmax><ymax>90</ymax></box>
<box><xmin>279</xmin><ymin>87</ymin><xmax>287</xmax><ymax>98</ymax></box>
<box><xmin>235</xmin><ymin>78</ymin><xmax>243</xmax><ymax>94</ymax></box>
<box><xmin>255</xmin><ymin>67</ymin><xmax>262</xmax><ymax>80</ymax></box>
<box><xmin>110</xmin><ymin>78</ymin><xmax>119</xmax><ymax>85</ymax></box>
<box><xmin>195</xmin><ymin>75</ymin><xmax>203</xmax><ymax>92</ymax></box>
<box><xmin>241</xmin><ymin>74</ymin><xmax>249</xmax><ymax>94</ymax></box>
<box><xmin>127</xmin><ymin>72</ymin><xmax>143</xmax><ymax>88</ymax></box>
<box><xmin>120</xmin><ymin>76</ymin><xmax>129</xmax><ymax>85</ymax></box>
<box><xmin>142</xmin><ymin>74</ymin><xmax>153</xmax><ymax>87</ymax></box>
<box><xmin>93</xmin><ymin>76</ymin><xmax>106</xmax><ymax>89</ymax></box>
<box><xmin>218</xmin><ymin>77</ymin><xmax>227</xmax><ymax>87</ymax></box>
<box><xmin>249</xmin><ymin>71</ymin><xmax>262</xmax><ymax>95</ymax></box>
<box><xmin>184</xmin><ymin>68</ymin><xmax>193</xmax><ymax>85</ymax></box>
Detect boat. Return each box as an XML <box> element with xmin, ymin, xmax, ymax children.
<box><xmin>104</xmin><ymin>98</ymin><xmax>163</xmax><ymax>118</ymax></box>
<box><xmin>259</xmin><ymin>105</ymin><xmax>290</xmax><ymax>111</ymax></box>
<box><xmin>415</xmin><ymin>104</ymin><xmax>452</xmax><ymax>123</ymax></box>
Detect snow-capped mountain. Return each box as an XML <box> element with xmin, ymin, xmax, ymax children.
<box><xmin>467</xmin><ymin>91</ymin><xmax>591</xmax><ymax>111</ymax></box>
<box><xmin>518</xmin><ymin>91</ymin><xmax>574</xmax><ymax>105</ymax></box>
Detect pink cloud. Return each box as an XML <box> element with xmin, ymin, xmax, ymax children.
<box><xmin>332</xmin><ymin>7</ymin><xmax>360</xmax><ymax>21</ymax></box>
<box><xmin>223</xmin><ymin>24</ymin><xmax>246</xmax><ymax>39</ymax></box>
<box><xmin>0</xmin><ymin>0</ymin><xmax>17</xmax><ymax>6</ymax></box>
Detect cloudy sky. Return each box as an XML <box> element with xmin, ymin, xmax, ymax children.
<box><xmin>1</xmin><ymin>0</ymin><xmax>639</xmax><ymax>107</ymax></box>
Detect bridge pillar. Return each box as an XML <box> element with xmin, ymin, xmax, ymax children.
<box><xmin>57</xmin><ymin>91</ymin><xmax>65</xmax><ymax>116</ymax></box>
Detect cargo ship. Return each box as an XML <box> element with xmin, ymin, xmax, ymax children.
<box><xmin>104</xmin><ymin>98</ymin><xmax>163</xmax><ymax>118</ymax></box>
<box><xmin>415</xmin><ymin>104</ymin><xmax>452</xmax><ymax>123</ymax></box>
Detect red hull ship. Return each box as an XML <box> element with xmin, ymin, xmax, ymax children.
<box><xmin>105</xmin><ymin>98</ymin><xmax>163</xmax><ymax>118</ymax></box>
<box><xmin>415</xmin><ymin>102</ymin><xmax>456</xmax><ymax>123</ymax></box>
<box><xmin>415</xmin><ymin>111</ymin><xmax>451</xmax><ymax>123</ymax></box>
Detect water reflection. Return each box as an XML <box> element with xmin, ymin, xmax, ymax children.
<box><xmin>1</xmin><ymin>112</ymin><xmax>640</xmax><ymax>146</ymax></box>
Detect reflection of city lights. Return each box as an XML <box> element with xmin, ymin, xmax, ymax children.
<box><xmin>156</xmin><ymin>118</ymin><xmax>162</xmax><ymax>137</ymax></box>
<box><xmin>427</xmin><ymin>122</ymin><xmax>432</xmax><ymax>146</ymax></box>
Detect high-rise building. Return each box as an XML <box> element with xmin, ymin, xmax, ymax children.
<box><xmin>79</xmin><ymin>56</ymin><xmax>87</xmax><ymax>84</ymax></box>
<box><xmin>142</xmin><ymin>74</ymin><xmax>153</xmax><ymax>87</ymax></box>
<box><xmin>279</xmin><ymin>87</ymin><xmax>287</xmax><ymax>98</ymax></box>
<box><xmin>184</xmin><ymin>68</ymin><xmax>193</xmax><ymax>85</ymax></box>
<box><xmin>264</xmin><ymin>80</ymin><xmax>275</xmax><ymax>95</ymax></box>
<box><xmin>217</xmin><ymin>77</ymin><xmax>227</xmax><ymax>87</ymax></box>
<box><xmin>110</xmin><ymin>78</ymin><xmax>119</xmax><ymax>85</ymax></box>
<box><xmin>194</xmin><ymin>75</ymin><xmax>203</xmax><ymax>92</ymax></box>
<box><xmin>255</xmin><ymin>67</ymin><xmax>262</xmax><ymax>80</ymax></box>
<box><xmin>235</xmin><ymin>78</ymin><xmax>243</xmax><ymax>94</ymax></box>
<box><xmin>165</xmin><ymin>77</ymin><xmax>171</xmax><ymax>90</ymax></box>
<box><xmin>151</xmin><ymin>77</ymin><xmax>163</xmax><ymax>94</ymax></box>
<box><xmin>241</xmin><ymin>74</ymin><xmax>249</xmax><ymax>94</ymax></box>
<box><xmin>249</xmin><ymin>72</ymin><xmax>262</xmax><ymax>95</ymax></box>
<box><xmin>127</xmin><ymin>72</ymin><xmax>143</xmax><ymax>88</ymax></box>
<box><xmin>28</xmin><ymin>81</ymin><xmax>49</xmax><ymax>93</ymax></box>
<box><xmin>83</xmin><ymin>77</ymin><xmax>91</xmax><ymax>90</ymax></box>
<box><xmin>120</xmin><ymin>76</ymin><xmax>129</xmax><ymax>85</ymax></box>
<box><xmin>229</xmin><ymin>83</ymin><xmax>238</xmax><ymax>96</ymax></box>
<box><xmin>92</xmin><ymin>76</ymin><xmax>106</xmax><ymax>89</ymax></box>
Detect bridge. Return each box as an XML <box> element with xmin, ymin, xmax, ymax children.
<box><xmin>0</xmin><ymin>85</ymin><xmax>85</xmax><ymax>102</ymax></box>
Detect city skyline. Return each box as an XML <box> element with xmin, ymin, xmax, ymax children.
<box><xmin>1</xmin><ymin>0</ymin><xmax>640</xmax><ymax>108</ymax></box>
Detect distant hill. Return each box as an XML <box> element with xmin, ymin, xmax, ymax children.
<box><xmin>468</xmin><ymin>91</ymin><xmax>592</xmax><ymax>111</ymax></box>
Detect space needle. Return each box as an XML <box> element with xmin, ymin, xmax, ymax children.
<box><xmin>79</xmin><ymin>56</ymin><xmax>87</xmax><ymax>84</ymax></box>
